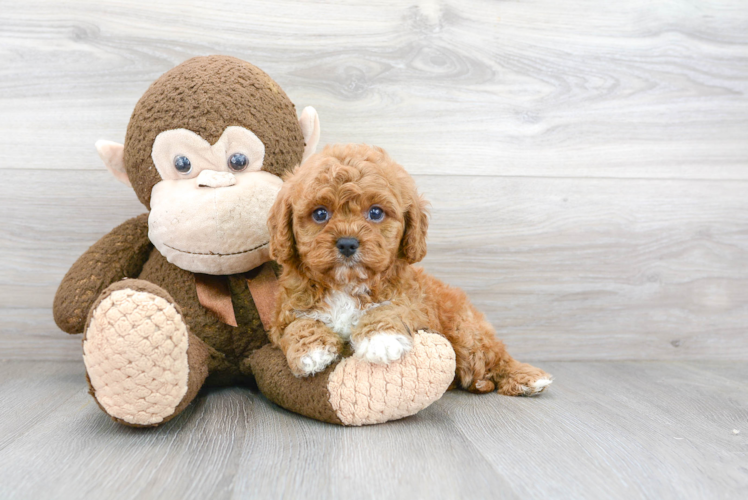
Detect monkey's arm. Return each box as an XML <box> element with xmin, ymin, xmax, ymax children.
<box><xmin>53</xmin><ymin>213</ymin><xmax>152</xmax><ymax>334</ymax></box>
<box><xmin>247</xmin><ymin>329</ymin><xmax>456</xmax><ymax>426</ymax></box>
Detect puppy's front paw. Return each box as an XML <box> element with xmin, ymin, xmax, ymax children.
<box><xmin>288</xmin><ymin>347</ymin><xmax>338</xmax><ymax>377</ymax></box>
<box><xmin>354</xmin><ymin>332</ymin><xmax>412</xmax><ymax>364</ymax></box>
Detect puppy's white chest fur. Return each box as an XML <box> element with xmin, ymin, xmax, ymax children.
<box><xmin>298</xmin><ymin>290</ymin><xmax>382</xmax><ymax>341</ymax></box>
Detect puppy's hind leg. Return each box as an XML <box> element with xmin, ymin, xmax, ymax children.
<box><xmin>461</xmin><ymin>317</ymin><xmax>553</xmax><ymax>397</ymax></box>
<box><xmin>423</xmin><ymin>272</ymin><xmax>553</xmax><ymax>396</ymax></box>
<box><xmin>493</xmin><ymin>357</ymin><xmax>553</xmax><ymax>396</ymax></box>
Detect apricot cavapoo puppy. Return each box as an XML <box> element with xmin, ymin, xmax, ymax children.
<box><xmin>267</xmin><ymin>144</ymin><xmax>552</xmax><ymax>396</ymax></box>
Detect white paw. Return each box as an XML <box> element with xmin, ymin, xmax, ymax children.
<box><xmin>354</xmin><ymin>332</ymin><xmax>412</xmax><ymax>364</ymax></box>
<box><xmin>521</xmin><ymin>377</ymin><xmax>553</xmax><ymax>396</ymax></box>
<box><xmin>299</xmin><ymin>348</ymin><xmax>338</xmax><ymax>376</ymax></box>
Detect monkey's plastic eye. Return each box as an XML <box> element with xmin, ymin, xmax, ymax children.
<box><xmin>367</xmin><ymin>206</ymin><xmax>385</xmax><ymax>222</ymax></box>
<box><xmin>173</xmin><ymin>155</ymin><xmax>192</xmax><ymax>174</ymax></box>
<box><xmin>228</xmin><ymin>153</ymin><xmax>248</xmax><ymax>171</ymax></box>
<box><xmin>312</xmin><ymin>207</ymin><xmax>329</xmax><ymax>223</ymax></box>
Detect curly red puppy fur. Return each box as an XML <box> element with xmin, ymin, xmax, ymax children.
<box><xmin>267</xmin><ymin>144</ymin><xmax>552</xmax><ymax>396</ymax></box>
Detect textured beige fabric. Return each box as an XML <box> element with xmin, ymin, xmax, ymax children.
<box><xmin>196</xmin><ymin>170</ymin><xmax>236</xmax><ymax>188</ymax></box>
<box><xmin>148</xmin><ymin>170</ymin><xmax>282</xmax><ymax>275</ymax></box>
<box><xmin>328</xmin><ymin>331</ymin><xmax>456</xmax><ymax>426</ymax></box>
<box><xmin>83</xmin><ymin>289</ymin><xmax>190</xmax><ymax>425</ymax></box>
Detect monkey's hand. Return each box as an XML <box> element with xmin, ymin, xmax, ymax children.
<box><xmin>53</xmin><ymin>213</ymin><xmax>152</xmax><ymax>334</ymax></box>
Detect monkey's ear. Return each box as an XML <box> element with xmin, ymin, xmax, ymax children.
<box><xmin>298</xmin><ymin>106</ymin><xmax>320</xmax><ymax>163</ymax></box>
<box><xmin>95</xmin><ymin>140</ymin><xmax>131</xmax><ymax>187</ymax></box>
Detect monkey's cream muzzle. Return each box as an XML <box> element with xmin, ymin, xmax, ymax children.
<box><xmin>149</xmin><ymin>170</ymin><xmax>282</xmax><ymax>275</ymax></box>
<box><xmin>147</xmin><ymin>127</ymin><xmax>282</xmax><ymax>275</ymax></box>
<box><xmin>196</xmin><ymin>170</ymin><xmax>236</xmax><ymax>188</ymax></box>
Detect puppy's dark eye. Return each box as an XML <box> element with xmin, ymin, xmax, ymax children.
<box><xmin>174</xmin><ymin>155</ymin><xmax>192</xmax><ymax>174</ymax></box>
<box><xmin>228</xmin><ymin>153</ymin><xmax>248</xmax><ymax>171</ymax></box>
<box><xmin>367</xmin><ymin>206</ymin><xmax>385</xmax><ymax>222</ymax></box>
<box><xmin>312</xmin><ymin>207</ymin><xmax>329</xmax><ymax>223</ymax></box>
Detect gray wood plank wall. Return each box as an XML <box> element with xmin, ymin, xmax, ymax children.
<box><xmin>1</xmin><ymin>0</ymin><xmax>747</xmax><ymax>361</ymax></box>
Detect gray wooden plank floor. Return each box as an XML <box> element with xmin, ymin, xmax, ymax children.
<box><xmin>0</xmin><ymin>360</ymin><xmax>745</xmax><ymax>500</ymax></box>
<box><xmin>1</xmin><ymin>1</ymin><xmax>747</xmax><ymax>499</ymax></box>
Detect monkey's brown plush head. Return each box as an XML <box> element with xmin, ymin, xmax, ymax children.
<box><xmin>95</xmin><ymin>56</ymin><xmax>321</xmax><ymax>275</ymax></box>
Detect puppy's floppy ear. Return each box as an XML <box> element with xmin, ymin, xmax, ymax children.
<box><xmin>267</xmin><ymin>180</ymin><xmax>298</xmax><ymax>266</ymax></box>
<box><xmin>400</xmin><ymin>191</ymin><xmax>430</xmax><ymax>264</ymax></box>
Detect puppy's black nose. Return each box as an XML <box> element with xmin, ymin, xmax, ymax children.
<box><xmin>336</xmin><ymin>237</ymin><xmax>359</xmax><ymax>257</ymax></box>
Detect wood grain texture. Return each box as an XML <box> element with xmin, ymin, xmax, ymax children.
<box><xmin>2</xmin><ymin>170</ymin><xmax>746</xmax><ymax>361</ymax></box>
<box><xmin>1</xmin><ymin>0</ymin><xmax>747</xmax><ymax>361</ymax></box>
<box><xmin>2</xmin><ymin>3</ymin><xmax>747</xmax><ymax>499</ymax></box>
<box><xmin>0</xmin><ymin>360</ymin><xmax>746</xmax><ymax>499</ymax></box>
<box><xmin>1</xmin><ymin>0</ymin><xmax>747</xmax><ymax>179</ymax></box>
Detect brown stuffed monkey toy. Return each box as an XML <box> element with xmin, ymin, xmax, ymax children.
<box><xmin>53</xmin><ymin>56</ymin><xmax>456</xmax><ymax>427</ymax></box>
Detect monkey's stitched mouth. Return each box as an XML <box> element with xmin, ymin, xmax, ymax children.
<box><xmin>163</xmin><ymin>241</ymin><xmax>269</xmax><ymax>256</ymax></box>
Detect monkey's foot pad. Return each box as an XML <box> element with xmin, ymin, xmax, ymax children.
<box><xmin>83</xmin><ymin>289</ymin><xmax>190</xmax><ymax>426</ymax></box>
<box><xmin>328</xmin><ymin>331</ymin><xmax>456</xmax><ymax>426</ymax></box>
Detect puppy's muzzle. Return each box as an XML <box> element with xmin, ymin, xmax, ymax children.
<box><xmin>336</xmin><ymin>237</ymin><xmax>359</xmax><ymax>257</ymax></box>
